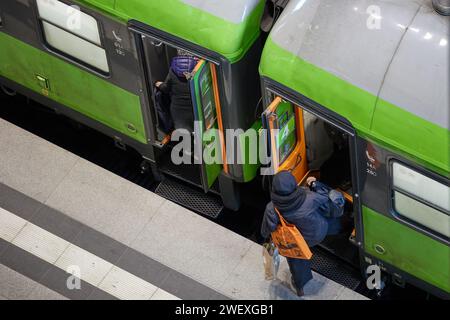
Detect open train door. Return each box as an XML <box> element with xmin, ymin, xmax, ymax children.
<box><xmin>262</xmin><ymin>96</ymin><xmax>308</xmax><ymax>182</ymax></box>
<box><xmin>189</xmin><ymin>60</ymin><xmax>224</xmax><ymax>193</ymax></box>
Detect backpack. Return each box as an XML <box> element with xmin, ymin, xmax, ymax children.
<box><xmin>271</xmin><ymin>208</ymin><xmax>313</xmax><ymax>260</ymax></box>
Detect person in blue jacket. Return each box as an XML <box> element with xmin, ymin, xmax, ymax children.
<box><xmin>261</xmin><ymin>170</ymin><xmax>345</xmax><ymax>296</ymax></box>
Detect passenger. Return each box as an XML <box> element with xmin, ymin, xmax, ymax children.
<box><xmin>155</xmin><ymin>51</ymin><xmax>198</xmax><ymax>133</ymax></box>
<box><xmin>154</xmin><ymin>85</ymin><xmax>173</xmax><ymax>135</ymax></box>
<box><xmin>261</xmin><ymin>171</ymin><xmax>345</xmax><ymax>296</ymax></box>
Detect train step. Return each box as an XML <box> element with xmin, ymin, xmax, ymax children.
<box><xmin>155</xmin><ymin>178</ymin><xmax>224</xmax><ymax>219</ymax></box>
<box><xmin>311</xmin><ymin>247</ymin><xmax>362</xmax><ymax>291</ymax></box>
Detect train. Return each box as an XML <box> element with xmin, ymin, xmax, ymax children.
<box><xmin>0</xmin><ymin>0</ymin><xmax>448</xmax><ymax>299</ymax></box>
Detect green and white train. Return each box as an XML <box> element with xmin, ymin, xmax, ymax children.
<box><xmin>0</xmin><ymin>0</ymin><xmax>448</xmax><ymax>298</ymax></box>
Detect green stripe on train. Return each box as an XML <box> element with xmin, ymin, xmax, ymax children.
<box><xmin>363</xmin><ymin>207</ymin><xmax>450</xmax><ymax>293</ymax></box>
<box><xmin>112</xmin><ymin>0</ymin><xmax>264</xmax><ymax>63</ymax></box>
<box><xmin>76</xmin><ymin>0</ymin><xmax>264</xmax><ymax>63</ymax></box>
<box><xmin>0</xmin><ymin>32</ymin><xmax>147</xmax><ymax>144</ymax></box>
<box><xmin>259</xmin><ymin>37</ymin><xmax>450</xmax><ymax>175</ymax></box>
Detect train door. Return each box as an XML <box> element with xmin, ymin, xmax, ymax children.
<box><xmin>262</xmin><ymin>96</ymin><xmax>308</xmax><ymax>181</ymax></box>
<box><xmin>189</xmin><ymin>59</ymin><xmax>223</xmax><ymax>192</ymax></box>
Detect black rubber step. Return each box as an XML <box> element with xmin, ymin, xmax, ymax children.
<box><xmin>155</xmin><ymin>178</ymin><xmax>224</xmax><ymax>219</ymax></box>
<box><xmin>159</xmin><ymin>158</ymin><xmax>203</xmax><ymax>187</ymax></box>
<box><xmin>311</xmin><ymin>247</ymin><xmax>362</xmax><ymax>291</ymax></box>
<box><xmin>158</xmin><ymin>150</ymin><xmax>221</xmax><ymax>194</ymax></box>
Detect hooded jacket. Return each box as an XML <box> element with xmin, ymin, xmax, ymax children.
<box><xmin>261</xmin><ymin>171</ymin><xmax>335</xmax><ymax>248</ymax></box>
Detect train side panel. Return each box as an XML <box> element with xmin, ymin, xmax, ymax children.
<box><xmin>363</xmin><ymin>206</ymin><xmax>449</xmax><ymax>294</ymax></box>
<box><xmin>357</xmin><ymin>137</ymin><xmax>450</xmax><ymax>297</ymax></box>
<box><xmin>0</xmin><ymin>0</ymin><xmax>148</xmax><ymax>144</ymax></box>
<box><xmin>0</xmin><ymin>33</ymin><xmax>147</xmax><ymax>144</ymax></box>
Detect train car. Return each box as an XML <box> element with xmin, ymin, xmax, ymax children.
<box><xmin>0</xmin><ymin>0</ymin><xmax>267</xmax><ymax>215</ymax></box>
<box><xmin>259</xmin><ymin>0</ymin><xmax>449</xmax><ymax>298</ymax></box>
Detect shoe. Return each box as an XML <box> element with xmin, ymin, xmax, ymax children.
<box><xmin>295</xmin><ymin>287</ymin><xmax>305</xmax><ymax>297</ymax></box>
<box><xmin>290</xmin><ymin>276</ymin><xmax>305</xmax><ymax>297</ymax></box>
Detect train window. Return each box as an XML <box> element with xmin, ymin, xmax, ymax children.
<box><xmin>36</xmin><ymin>0</ymin><xmax>109</xmax><ymax>74</ymax></box>
<box><xmin>276</xmin><ymin>101</ymin><xmax>298</xmax><ymax>164</ymax></box>
<box><xmin>392</xmin><ymin>161</ymin><xmax>450</xmax><ymax>238</ymax></box>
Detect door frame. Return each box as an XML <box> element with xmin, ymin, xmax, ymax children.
<box><xmin>129</xmin><ymin>20</ymin><xmax>225</xmax><ymax>148</ymax></box>
<box><xmin>129</xmin><ymin>21</ymin><xmax>228</xmax><ymax>192</ymax></box>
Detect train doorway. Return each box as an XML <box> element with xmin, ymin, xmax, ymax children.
<box><xmin>135</xmin><ymin>31</ymin><xmax>225</xmax><ymax>198</ymax></box>
<box><xmin>262</xmin><ymin>95</ymin><xmax>360</xmax><ymax>266</ymax></box>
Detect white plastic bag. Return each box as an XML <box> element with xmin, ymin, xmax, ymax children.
<box><xmin>263</xmin><ymin>242</ymin><xmax>281</xmax><ymax>280</ymax></box>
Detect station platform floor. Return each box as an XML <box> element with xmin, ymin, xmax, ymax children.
<box><xmin>0</xmin><ymin>117</ymin><xmax>368</xmax><ymax>300</ymax></box>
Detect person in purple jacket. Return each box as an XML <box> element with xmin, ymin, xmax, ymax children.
<box><xmin>155</xmin><ymin>51</ymin><xmax>198</xmax><ymax>133</ymax></box>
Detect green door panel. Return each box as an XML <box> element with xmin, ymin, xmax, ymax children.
<box><xmin>190</xmin><ymin>60</ymin><xmax>222</xmax><ymax>191</ymax></box>
<box><xmin>363</xmin><ymin>206</ymin><xmax>450</xmax><ymax>293</ymax></box>
<box><xmin>203</xmin><ymin>128</ymin><xmax>222</xmax><ymax>188</ymax></box>
<box><xmin>0</xmin><ymin>33</ymin><xmax>147</xmax><ymax>144</ymax></box>
<box><xmin>240</xmin><ymin>119</ymin><xmax>262</xmax><ymax>182</ymax></box>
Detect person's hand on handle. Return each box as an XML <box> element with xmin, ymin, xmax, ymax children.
<box><xmin>306</xmin><ymin>176</ymin><xmax>317</xmax><ymax>187</ymax></box>
<box><xmin>155</xmin><ymin>81</ymin><xmax>163</xmax><ymax>88</ymax></box>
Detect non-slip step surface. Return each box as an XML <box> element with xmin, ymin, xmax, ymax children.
<box><xmin>311</xmin><ymin>248</ymin><xmax>362</xmax><ymax>291</ymax></box>
<box><xmin>155</xmin><ymin>178</ymin><xmax>223</xmax><ymax>219</ymax></box>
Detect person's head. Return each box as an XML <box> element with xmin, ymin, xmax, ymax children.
<box><xmin>271</xmin><ymin>171</ymin><xmax>306</xmax><ymax>211</ymax></box>
<box><xmin>272</xmin><ymin>171</ymin><xmax>298</xmax><ymax>196</ymax></box>
<box><xmin>171</xmin><ymin>55</ymin><xmax>198</xmax><ymax>80</ymax></box>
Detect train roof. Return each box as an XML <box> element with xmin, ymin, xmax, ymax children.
<box><xmin>260</xmin><ymin>0</ymin><xmax>449</xmax><ymax>174</ymax></box>
<box><xmin>79</xmin><ymin>0</ymin><xmax>264</xmax><ymax>63</ymax></box>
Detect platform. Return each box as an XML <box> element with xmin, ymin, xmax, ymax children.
<box><xmin>0</xmin><ymin>118</ymin><xmax>368</xmax><ymax>300</ymax></box>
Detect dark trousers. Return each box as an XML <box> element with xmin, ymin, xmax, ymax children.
<box><xmin>287</xmin><ymin>258</ymin><xmax>313</xmax><ymax>291</ymax></box>
<box><xmin>171</xmin><ymin>104</ymin><xmax>194</xmax><ymax>133</ymax></box>
<box><xmin>288</xmin><ymin>216</ymin><xmax>342</xmax><ymax>291</ymax></box>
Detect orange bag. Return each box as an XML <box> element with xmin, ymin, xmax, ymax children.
<box><xmin>271</xmin><ymin>208</ymin><xmax>313</xmax><ymax>260</ymax></box>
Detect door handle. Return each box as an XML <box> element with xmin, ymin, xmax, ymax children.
<box><xmin>151</xmin><ymin>41</ymin><xmax>163</xmax><ymax>47</ymax></box>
